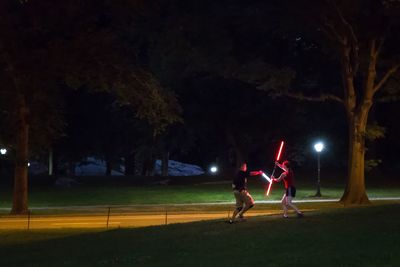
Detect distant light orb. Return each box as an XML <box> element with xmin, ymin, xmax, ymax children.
<box><xmin>27</xmin><ymin>162</ymin><xmax>31</xmax><ymax>167</ymax></box>
<box><xmin>210</xmin><ymin>166</ymin><xmax>218</xmax><ymax>173</ymax></box>
<box><xmin>314</xmin><ymin>142</ymin><xmax>324</xmax><ymax>153</ymax></box>
<box><xmin>0</xmin><ymin>148</ymin><xmax>7</xmax><ymax>155</ymax></box>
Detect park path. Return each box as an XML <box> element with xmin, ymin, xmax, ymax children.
<box><xmin>0</xmin><ymin>209</ymin><xmax>286</xmax><ymax>230</ymax></box>
<box><xmin>0</xmin><ymin>197</ymin><xmax>399</xmax><ymax>230</ymax></box>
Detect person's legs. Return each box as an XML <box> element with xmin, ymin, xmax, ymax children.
<box><xmin>230</xmin><ymin>190</ymin><xmax>244</xmax><ymax>223</ymax></box>
<box><xmin>281</xmin><ymin>194</ymin><xmax>288</xmax><ymax>217</ymax></box>
<box><xmin>231</xmin><ymin>207</ymin><xmax>242</xmax><ymax>222</ymax></box>
<box><xmin>286</xmin><ymin>196</ymin><xmax>301</xmax><ymax>213</ymax></box>
<box><xmin>286</xmin><ymin>187</ymin><xmax>303</xmax><ymax>217</ymax></box>
<box><xmin>286</xmin><ymin>196</ymin><xmax>303</xmax><ymax>217</ymax></box>
<box><xmin>237</xmin><ymin>204</ymin><xmax>253</xmax><ymax>219</ymax></box>
<box><xmin>237</xmin><ymin>191</ymin><xmax>255</xmax><ymax>219</ymax></box>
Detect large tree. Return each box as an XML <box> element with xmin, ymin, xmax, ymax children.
<box><xmin>228</xmin><ymin>0</ymin><xmax>400</xmax><ymax>204</ymax></box>
<box><xmin>149</xmin><ymin>0</ymin><xmax>400</xmax><ymax>204</ymax></box>
<box><xmin>0</xmin><ymin>0</ymin><xmax>180</xmax><ymax>214</ymax></box>
<box><xmin>280</xmin><ymin>0</ymin><xmax>400</xmax><ymax>204</ymax></box>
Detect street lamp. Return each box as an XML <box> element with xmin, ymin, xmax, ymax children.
<box><xmin>0</xmin><ymin>148</ymin><xmax>7</xmax><ymax>177</ymax></box>
<box><xmin>210</xmin><ymin>165</ymin><xmax>218</xmax><ymax>174</ymax></box>
<box><xmin>314</xmin><ymin>142</ymin><xmax>324</xmax><ymax>197</ymax></box>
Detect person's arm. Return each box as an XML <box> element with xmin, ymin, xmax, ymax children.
<box><xmin>272</xmin><ymin>172</ymin><xmax>287</xmax><ymax>182</ymax></box>
<box><xmin>275</xmin><ymin>161</ymin><xmax>288</xmax><ymax>172</ymax></box>
<box><xmin>249</xmin><ymin>170</ymin><xmax>263</xmax><ymax>176</ymax></box>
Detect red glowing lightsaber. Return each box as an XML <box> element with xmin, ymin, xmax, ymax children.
<box><xmin>266</xmin><ymin>141</ymin><xmax>284</xmax><ymax>196</ymax></box>
<box><xmin>276</xmin><ymin>141</ymin><xmax>284</xmax><ymax>162</ymax></box>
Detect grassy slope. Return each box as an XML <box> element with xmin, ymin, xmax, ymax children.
<box><xmin>0</xmin><ymin>203</ymin><xmax>399</xmax><ymax>266</ymax></box>
<box><xmin>0</xmin><ymin>178</ymin><xmax>399</xmax><ymax>208</ymax></box>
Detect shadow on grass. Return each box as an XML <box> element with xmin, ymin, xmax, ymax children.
<box><xmin>0</xmin><ymin>203</ymin><xmax>400</xmax><ymax>266</ymax></box>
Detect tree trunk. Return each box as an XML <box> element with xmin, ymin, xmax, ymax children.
<box><xmin>338</xmin><ymin>39</ymin><xmax>374</xmax><ymax>205</ymax></box>
<box><xmin>147</xmin><ymin>154</ymin><xmax>155</xmax><ymax>176</ymax></box>
<box><xmin>161</xmin><ymin>151</ymin><xmax>169</xmax><ymax>176</ymax></box>
<box><xmin>226</xmin><ymin>129</ymin><xmax>245</xmax><ymax>169</ymax></box>
<box><xmin>68</xmin><ymin>161</ymin><xmax>76</xmax><ymax>176</ymax></box>
<box><xmin>52</xmin><ymin>149</ymin><xmax>59</xmax><ymax>177</ymax></box>
<box><xmin>48</xmin><ymin>148</ymin><xmax>53</xmax><ymax>176</ymax></box>
<box><xmin>106</xmin><ymin>160</ymin><xmax>112</xmax><ymax>176</ymax></box>
<box><xmin>124</xmin><ymin>152</ymin><xmax>136</xmax><ymax>175</ymax></box>
<box><xmin>11</xmin><ymin>95</ymin><xmax>29</xmax><ymax>215</ymax></box>
<box><xmin>142</xmin><ymin>155</ymin><xmax>155</xmax><ymax>176</ymax></box>
<box><xmin>145</xmin><ymin>141</ymin><xmax>156</xmax><ymax>176</ymax></box>
<box><xmin>340</xmin><ymin>115</ymin><xmax>370</xmax><ymax>205</ymax></box>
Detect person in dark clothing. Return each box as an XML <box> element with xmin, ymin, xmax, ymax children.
<box><xmin>272</xmin><ymin>160</ymin><xmax>303</xmax><ymax>218</ymax></box>
<box><xmin>229</xmin><ymin>162</ymin><xmax>263</xmax><ymax>224</ymax></box>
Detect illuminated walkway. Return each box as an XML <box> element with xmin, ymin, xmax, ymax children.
<box><xmin>0</xmin><ymin>197</ymin><xmax>399</xmax><ymax>230</ymax></box>
<box><xmin>0</xmin><ymin>209</ymin><xmax>285</xmax><ymax>230</ymax></box>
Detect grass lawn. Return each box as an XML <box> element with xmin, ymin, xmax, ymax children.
<box><xmin>0</xmin><ymin>177</ymin><xmax>400</xmax><ymax>209</ymax></box>
<box><xmin>0</xmin><ymin>203</ymin><xmax>399</xmax><ymax>266</ymax></box>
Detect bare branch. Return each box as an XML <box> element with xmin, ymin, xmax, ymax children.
<box><xmin>329</xmin><ymin>0</ymin><xmax>359</xmax><ymax>75</ymax></box>
<box><xmin>365</xmin><ymin>39</ymin><xmax>378</xmax><ymax>99</ymax></box>
<box><xmin>266</xmin><ymin>89</ymin><xmax>344</xmax><ymax>104</ymax></box>
<box><xmin>321</xmin><ymin>20</ymin><xmax>346</xmax><ymax>45</ymax></box>
<box><xmin>288</xmin><ymin>92</ymin><xmax>343</xmax><ymax>103</ymax></box>
<box><xmin>373</xmin><ymin>64</ymin><xmax>400</xmax><ymax>93</ymax></box>
<box><xmin>376</xmin><ymin>95</ymin><xmax>400</xmax><ymax>103</ymax></box>
<box><xmin>375</xmin><ymin>37</ymin><xmax>385</xmax><ymax>58</ymax></box>
<box><xmin>375</xmin><ymin>95</ymin><xmax>400</xmax><ymax>103</ymax></box>
<box><xmin>330</xmin><ymin>1</ymin><xmax>358</xmax><ymax>44</ymax></box>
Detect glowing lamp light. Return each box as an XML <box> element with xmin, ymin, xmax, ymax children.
<box><xmin>0</xmin><ymin>148</ymin><xmax>7</xmax><ymax>155</ymax></box>
<box><xmin>210</xmin><ymin>166</ymin><xmax>218</xmax><ymax>173</ymax></box>
<box><xmin>314</xmin><ymin>142</ymin><xmax>324</xmax><ymax>153</ymax></box>
<box><xmin>314</xmin><ymin>141</ymin><xmax>324</xmax><ymax>197</ymax></box>
<box><xmin>27</xmin><ymin>162</ymin><xmax>31</xmax><ymax>167</ymax></box>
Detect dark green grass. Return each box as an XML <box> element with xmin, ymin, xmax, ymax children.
<box><xmin>0</xmin><ymin>178</ymin><xmax>399</xmax><ymax>209</ymax></box>
<box><xmin>0</xmin><ymin>203</ymin><xmax>399</xmax><ymax>266</ymax></box>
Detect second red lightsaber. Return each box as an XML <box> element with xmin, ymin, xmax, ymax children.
<box><xmin>266</xmin><ymin>141</ymin><xmax>284</xmax><ymax>196</ymax></box>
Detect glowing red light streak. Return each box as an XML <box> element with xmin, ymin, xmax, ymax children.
<box><xmin>266</xmin><ymin>180</ymin><xmax>273</xmax><ymax>196</ymax></box>
<box><xmin>276</xmin><ymin>141</ymin><xmax>284</xmax><ymax>161</ymax></box>
<box><xmin>266</xmin><ymin>141</ymin><xmax>285</xmax><ymax>196</ymax></box>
